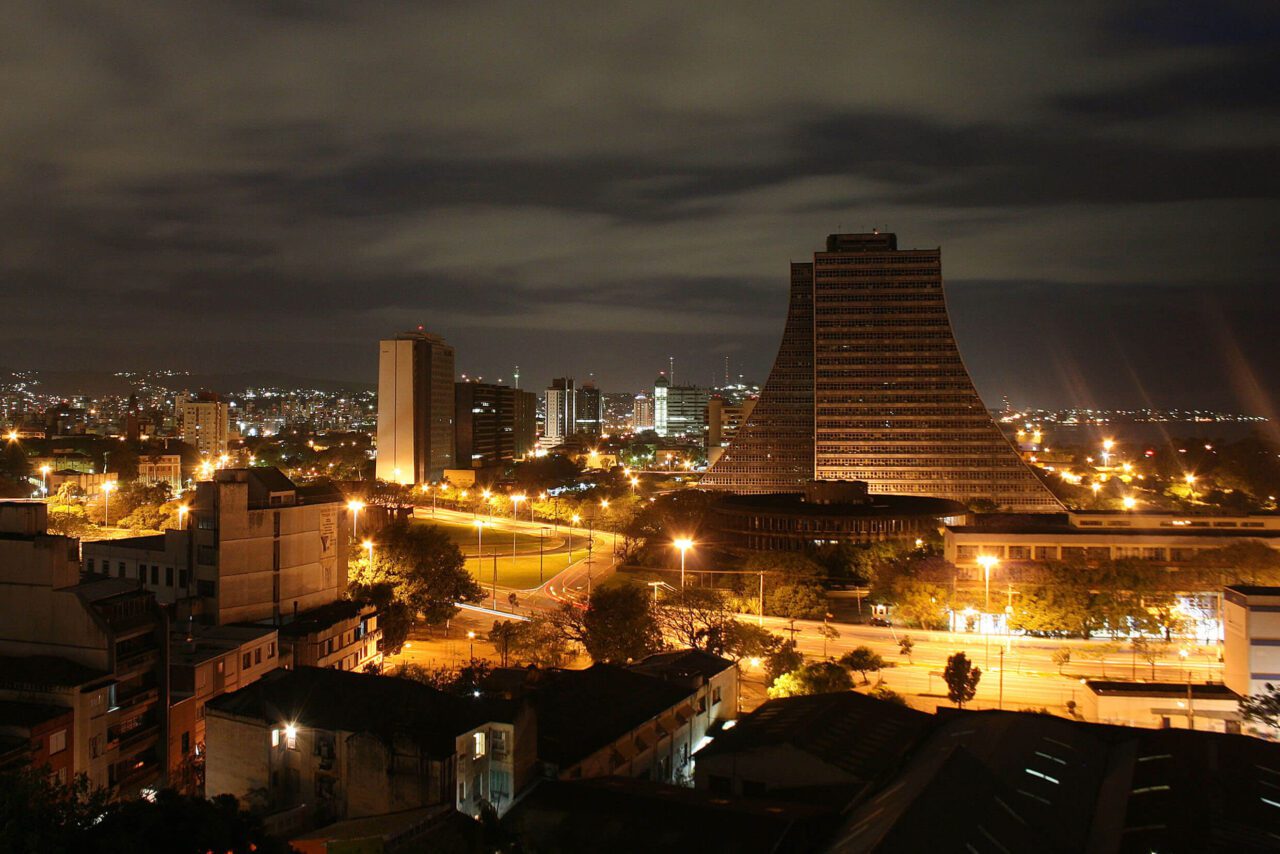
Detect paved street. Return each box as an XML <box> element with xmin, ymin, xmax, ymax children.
<box><xmin>402</xmin><ymin>504</ymin><xmax>1225</xmax><ymax>715</ymax></box>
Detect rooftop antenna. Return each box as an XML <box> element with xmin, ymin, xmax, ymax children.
<box><xmin>514</xmin><ymin>365</ymin><xmax>520</xmax><ymax>389</ymax></box>
<box><xmin>724</xmin><ymin>355</ymin><xmax>730</xmax><ymax>387</ymax></box>
<box><xmin>669</xmin><ymin>355</ymin><xmax>675</xmax><ymax>386</ymax></box>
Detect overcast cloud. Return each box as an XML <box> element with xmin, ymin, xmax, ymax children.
<box><xmin>1</xmin><ymin>1</ymin><xmax>1277</xmax><ymax>409</ymax></box>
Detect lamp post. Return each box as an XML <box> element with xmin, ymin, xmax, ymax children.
<box><xmin>570</xmin><ymin>514</ymin><xmax>581</xmax><ymax>568</ymax></box>
<box><xmin>976</xmin><ymin>554</ymin><xmax>999</xmax><ymax>670</ymax></box>
<box><xmin>539</xmin><ymin>527</ymin><xmax>548</xmax><ymax>584</ymax></box>
<box><xmin>467</xmin><ymin>630</ymin><xmax>476</xmax><ymax>661</ymax></box>
<box><xmin>674</xmin><ymin>538</ymin><xmax>693</xmax><ymax>587</ymax></box>
<box><xmin>177</xmin><ymin>505</ymin><xmax>189</xmax><ymax>529</ymax></box>
<box><xmin>39</xmin><ymin>465</ymin><xmax>50</xmax><ymax>496</ymax></box>
<box><xmin>474</xmin><ymin>520</ymin><xmax>493</xmax><ymax>609</ymax></box>
<box><xmin>347</xmin><ymin>500</ymin><xmax>364</xmax><ymax>537</ymax></box>
<box><xmin>101</xmin><ymin>480</ymin><xmax>116</xmax><ymax>527</ymax></box>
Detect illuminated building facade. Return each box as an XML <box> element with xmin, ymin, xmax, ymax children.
<box><xmin>703</xmin><ymin>233</ymin><xmax>1059</xmax><ymax>512</ymax></box>
<box><xmin>376</xmin><ymin>330</ymin><xmax>455</xmax><ymax>483</ymax></box>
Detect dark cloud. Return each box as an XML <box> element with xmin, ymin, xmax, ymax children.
<box><xmin>0</xmin><ymin>1</ymin><xmax>1277</xmax><ymax>410</ymax></box>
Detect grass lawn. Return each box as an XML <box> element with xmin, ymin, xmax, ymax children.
<box><xmin>415</xmin><ymin>518</ymin><xmax>592</xmax><ymax>590</ymax></box>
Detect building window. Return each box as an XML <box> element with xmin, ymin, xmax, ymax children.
<box><xmin>165</xmin><ymin>567</ymin><xmax>174</xmax><ymax>587</ymax></box>
<box><xmin>473</xmin><ymin>732</ymin><xmax>486</xmax><ymax>758</ymax></box>
<box><xmin>271</xmin><ymin>729</ymin><xmax>280</xmax><ymax>748</ymax></box>
<box><xmin>48</xmin><ymin>729</ymin><xmax>67</xmax><ymax>755</ymax></box>
<box><xmin>150</xmin><ymin>565</ymin><xmax>159</xmax><ymax>585</ymax></box>
<box><xmin>712</xmin><ymin>686</ymin><xmax>722</xmax><ymax>705</ymax></box>
<box><xmin>181</xmin><ymin>731</ymin><xmax>190</xmax><ymax>754</ymax></box>
<box><xmin>267</xmin><ymin>642</ymin><xmax>276</xmax><ymax>659</ymax></box>
<box><xmin>255</xmin><ymin>648</ymin><xmax>262</xmax><ymax>665</ymax></box>
<box><xmin>118</xmin><ymin>561</ymin><xmax>126</xmax><ymax>578</ymax></box>
<box><xmin>242</xmin><ymin>653</ymin><xmax>251</xmax><ymax>669</ymax></box>
<box><xmin>87</xmin><ymin>559</ymin><xmax>95</xmax><ymax>573</ymax></box>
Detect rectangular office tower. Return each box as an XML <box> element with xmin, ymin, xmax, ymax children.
<box><xmin>376</xmin><ymin>330</ymin><xmax>455</xmax><ymax>483</ymax></box>
<box><xmin>455</xmin><ymin>382</ymin><xmax>538</xmax><ymax>470</ymax></box>
<box><xmin>702</xmin><ymin>233</ymin><xmax>1060</xmax><ymax>512</ymax></box>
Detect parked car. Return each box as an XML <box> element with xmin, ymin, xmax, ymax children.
<box><xmin>868</xmin><ymin>617</ymin><xmax>891</xmax><ymax>627</ymax></box>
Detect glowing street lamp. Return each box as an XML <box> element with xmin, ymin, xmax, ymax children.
<box><xmin>467</xmin><ymin>630</ymin><xmax>476</xmax><ymax>660</ymax></box>
<box><xmin>39</xmin><ymin>465</ymin><xmax>50</xmax><ymax>496</ymax></box>
<box><xmin>4</xmin><ymin>430</ymin><xmax>17</xmax><ymax>443</ymax></box>
<box><xmin>1122</xmin><ymin>495</ymin><xmax>1137</xmax><ymax>510</ymax></box>
<box><xmin>177</xmin><ymin>505</ymin><xmax>189</xmax><ymax>529</ymax></box>
<box><xmin>511</xmin><ymin>493</ymin><xmax>526</xmax><ymax>521</ymax></box>
<box><xmin>362</xmin><ymin>539</ymin><xmax>374</xmax><ymax>563</ymax></box>
<box><xmin>347</xmin><ymin>500</ymin><xmax>365</xmax><ymax>536</ymax></box>
<box><xmin>101</xmin><ymin>480</ymin><xmax>117</xmax><ymax>527</ymax></box>
<box><xmin>674</xmin><ymin>537</ymin><xmax>694</xmax><ymax>587</ymax></box>
<box><xmin>976</xmin><ymin>554</ymin><xmax>999</xmax><ymax>669</ymax></box>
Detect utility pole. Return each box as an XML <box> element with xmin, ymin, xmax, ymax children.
<box><xmin>998</xmin><ymin>646</ymin><xmax>1005</xmax><ymax>710</ymax></box>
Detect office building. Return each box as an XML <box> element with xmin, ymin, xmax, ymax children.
<box><xmin>178</xmin><ymin>393</ymin><xmax>231</xmax><ymax>457</ymax></box>
<box><xmin>653</xmin><ymin>374</ymin><xmax>669</xmax><ymax>435</ymax></box>
<box><xmin>544</xmin><ymin>377</ymin><xmax>576</xmax><ymax>444</ymax></box>
<box><xmin>376</xmin><ymin>330</ymin><xmax>455</xmax><ymax>484</ymax></box>
<box><xmin>82</xmin><ymin>467</ymin><xmax>349</xmax><ymax>627</ymax></box>
<box><xmin>577</xmin><ymin>381</ymin><xmax>604</xmax><ymax>437</ymax></box>
<box><xmin>137</xmin><ymin>453</ymin><xmax>183</xmax><ymax>493</ymax></box>
<box><xmin>0</xmin><ymin>500</ymin><xmax>168</xmax><ymax>797</ymax></box>
<box><xmin>455</xmin><ymin>382</ymin><xmax>538</xmax><ymax>471</ymax></box>
<box><xmin>633</xmin><ymin>393</ymin><xmax>655</xmax><ymax>432</ymax></box>
<box><xmin>706</xmin><ymin>396</ymin><xmax>757</xmax><ymax>464</ymax></box>
<box><xmin>702</xmin><ymin>232</ymin><xmax>1059</xmax><ymax>512</ymax></box>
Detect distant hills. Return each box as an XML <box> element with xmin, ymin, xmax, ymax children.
<box><xmin>0</xmin><ymin>368</ymin><xmax>375</xmax><ymax>397</ymax></box>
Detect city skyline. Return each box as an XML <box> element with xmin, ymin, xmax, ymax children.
<box><xmin>1</xmin><ymin>5</ymin><xmax>1277</xmax><ymax>411</ymax></box>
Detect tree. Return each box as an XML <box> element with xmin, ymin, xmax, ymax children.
<box><xmin>869</xmin><ymin>686</ymin><xmax>908</xmax><ymax>706</ymax></box>
<box><xmin>0</xmin><ymin>765</ymin><xmax>288</xmax><ymax>854</ymax></box>
<box><xmin>562</xmin><ymin>585</ymin><xmax>662</xmax><ymax>664</ymax></box>
<box><xmin>716</xmin><ymin>621</ymin><xmax>786</xmax><ymax>665</ymax></box>
<box><xmin>0</xmin><ymin>442</ymin><xmax>31</xmax><ymax>485</ymax></box>
<box><xmin>1240</xmin><ymin>683</ymin><xmax>1280</xmax><ymax>731</ymax></box>
<box><xmin>764</xmin><ymin>638</ymin><xmax>804</xmax><ymax>684</ymax></box>
<box><xmin>943</xmin><ymin>652</ymin><xmax>981</xmax><ymax>709</ymax></box>
<box><xmin>1008</xmin><ymin>582</ymin><xmax>1096</xmax><ymax>638</ymax></box>
<box><xmin>898</xmin><ymin>634</ymin><xmax>915</xmax><ymax>664</ymax></box>
<box><xmin>396</xmin><ymin>659</ymin><xmax>493</xmax><ymax>697</ymax></box>
<box><xmin>840</xmin><ymin>646</ymin><xmax>886</xmax><ymax>685</ymax></box>
<box><xmin>766</xmin><ymin>583</ymin><xmax>827</xmax><ymax>619</ymax></box>
<box><xmin>893</xmin><ymin>579</ymin><xmax>950</xmax><ymax>630</ymax></box>
<box><xmin>493</xmin><ymin>615</ymin><xmax>573</xmax><ymax>668</ymax></box>
<box><xmin>656</xmin><ymin>586</ymin><xmax>735</xmax><ymax>653</ymax></box>
<box><xmin>742</xmin><ymin>552</ymin><xmax>824</xmax><ymax>599</ymax></box>
<box><xmin>352</xmin><ymin>521</ymin><xmax>483</xmax><ymax>626</ymax></box>
<box><xmin>767</xmin><ymin>661</ymin><xmax>853</xmax><ymax>699</ymax></box>
<box><xmin>1052</xmin><ymin>647</ymin><xmax>1071</xmax><ymax>676</ymax></box>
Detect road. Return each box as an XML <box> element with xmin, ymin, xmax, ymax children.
<box><xmin>403</xmin><ymin>504</ymin><xmax>1224</xmax><ymax>714</ymax></box>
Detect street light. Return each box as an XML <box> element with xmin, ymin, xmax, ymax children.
<box><xmin>362</xmin><ymin>539</ymin><xmax>374</xmax><ymax>563</ymax></box>
<box><xmin>474</xmin><ymin>520</ymin><xmax>495</xmax><ymax>609</ymax></box>
<box><xmin>976</xmin><ymin>554</ymin><xmax>999</xmax><ymax>669</ymax></box>
<box><xmin>467</xmin><ymin>630</ymin><xmax>476</xmax><ymax>660</ymax></box>
<box><xmin>347</xmin><ymin>499</ymin><xmax>365</xmax><ymax>537</ymax></box>
<box><xmin>39</xmin><ymin>465</ymin><xmax>50</xmax><ymax>496</ymax></box>
<box><xmin>101</xmin><ymin>480</ymin><xmax>116</xmax><ymax>527</ymax></box>
<box><xmin>674</xmin><ymin>537</ymin><xmax>694</xmax><ymax>587</ymax></box>
<box><xmin>177</xmin><ymin>505</ymin><xmax>189</xmax><ymax>529</ymax></box>
<box><xmin>1122</xmin><ymin>495</ymin><xmax>1137</xmax><ymax>510</ymax></box>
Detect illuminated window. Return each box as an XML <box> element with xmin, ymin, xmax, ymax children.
<box><xmin>271</xmin><ymin>729</ymin><xmax>280</xmax><ymax>748</ymax></box>
<box><xmin>48</xmin><ymin>729</ymin><xmax>67</xmax><ymax>755</ymax></box>
<box><xmin>473</xmin><ymin>732</ymin><xmax>486</xmax><ymax>758</ymax></box>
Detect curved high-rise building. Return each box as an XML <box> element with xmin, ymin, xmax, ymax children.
<box><xmin>701</xmin><ymin>232</ymin><xmax>1061</xmax><ymax>512</ymax></box>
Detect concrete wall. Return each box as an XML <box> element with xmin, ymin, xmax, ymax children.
<box><xmin>205</xmin><ymin>712</ymin><xmax>272</xmax><ymax>801</ymax></box>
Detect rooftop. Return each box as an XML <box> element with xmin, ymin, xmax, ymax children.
<box><xmin>716</xmin><ymin>493</ymin><xmax>968</xmax><ymax>519</ymax></box>
<box><xmin>697</xmin><ymin>691</ymin><xmax>930</xmax><ymax>783</ymax></box>
<box><xmin>1086</xmin><ymin>680</ymin><xmax>1240</xmax><ymax>699</ymax></box>
<box><xmin>0</xmin><ymin>655</ymin><xmax>111</xmax><ymax>688</ymax></box>
<box><xmin>273</xmin><ymin>599</ymin><xmax>371</xmax><ymax>638</ymax></box>
<box><xmin>83</xmin><ymin>534</ymin><xmax>168</xmax><ymax>552</ymax></box>
<box><xmin>0</xmin><ymin>699</ymin><xmax>74</xmax><ymax>728</ymax></box>
<box><xmin>628</xmin><ymin>649</ymin><xmax>736</xmax><ymax>686</ymax></box>
<box><xmin>206</xmin><ymin>667</ymin><xmax>510</xmax><ymax>756</ymax></box>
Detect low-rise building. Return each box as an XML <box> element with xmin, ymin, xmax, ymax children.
<box><xmin>82</xmin><ymin>467</ymin><xmax>349</xmax><ymax>625</ymax></box>
<box><xmin>1224</xmin><ymin>584</ymin><xmax>1280</xmax><ymax>702</ymax></box>
<box><xmin>167</xmin><ymin>623</ymin><xmax>280</xmax><ymax>790</ymax></box>
<box><xmin>1081</xmin><ymin>680</ymin><xmax>1242</xmax><ymax>733</ymax></box>
<box><xmin>0</xmin><ymin>500</ymin><xmax>168</xmax><ymax>797</ymax></box>
<box><xmin>277</xmin><ymin>600</ymin><xmax>382</xmax><ymax>673</ymax></box>
<box><xmin>0</xmin><ymin>700</ymin><xmax>76</xmax><ymax>781</ymax></box>
<box><xmin>485</xmin><ymin>655</ymin><xmax>738</xmax><ymax>785</ymax></box>
<box><xmin>205</xmin><ymin>668</ymin><xmax>535</xmax><ymax>830</ymax></box>
<box><xmin>137</xmin><ymin>453</ymin><xmax>183</xmax><ymax>492</ymax></box>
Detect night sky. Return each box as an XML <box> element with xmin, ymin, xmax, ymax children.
<box><xmin>2</xmin><ymin>3</ymin><xmax>1277</xmax><ymax>411</ymax></box>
